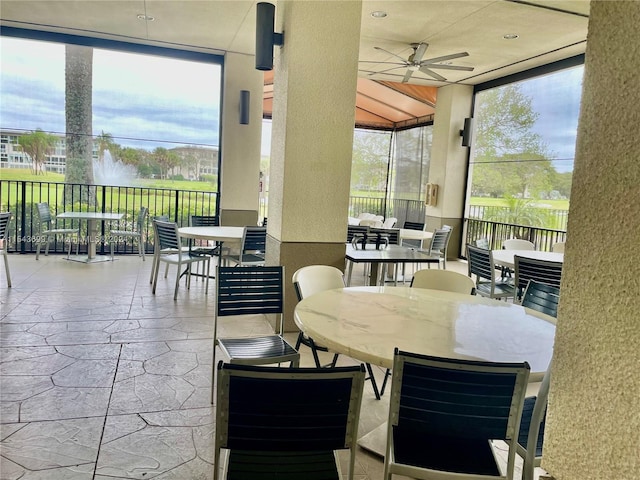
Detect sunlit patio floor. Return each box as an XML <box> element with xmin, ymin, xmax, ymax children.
<box><xmin>0</xmin><ymin>253</ymin><xmax>546</xmax><ymax>479</ymax></box>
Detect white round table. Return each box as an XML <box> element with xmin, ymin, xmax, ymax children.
<box><xmin>294</xmin><ymin>286</ymin><xmax>555</xmax><ymax>376</ymax></box>
<box><xmin>399</xmin><ymin>228</ymin><xmax>432</xmax><ymax>242</ymax></box>
<box><xmin>492</xmin><ymin>249</ymin><xmax>564</xmax><ymax>269</ymax></box>
<box><xmin>178</xmin><ymin>226</ymin><xmax>244</xmax><ymax>242</ymax></box>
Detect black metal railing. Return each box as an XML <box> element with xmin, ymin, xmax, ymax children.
<box><xmin>0</xmin><ymin>180</ymin><xmax>218</xmax><ymax>255</ymax></box>
<box><xmin>2</xmin><ymin>180</ymin><xmax>568</xmax><ymax>257</ymax></box>
<box><xmin>348</xmin><ymin>196</ymin><xmax>426</xmax><ymax>227</ymax></box>
<box><xmin>464</xmin><ymin>218</ymin><xmax>567</xmax><ymax>253</ymax></box>
<box><xmin>468</xmin><ymin>205</ymin><xmax>568</xmax><ymax>231</ymax></box>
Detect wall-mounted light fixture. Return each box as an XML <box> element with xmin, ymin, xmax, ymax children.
<box><xmin>460</xmin><ymin>117</ymin><xmax>474</xmax><ymax>147</ymax></box>
<box><xmin>255</xmin><ymin>2</ymin><xmax>284</xmax><ymax>71</ymax></box>
<box><xmin>240</xmin><ymin>90</ymin><xmax>250</xmax><ymax>125</ymax></box>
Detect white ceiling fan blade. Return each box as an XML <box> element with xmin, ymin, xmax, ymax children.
<box><xmin>412</xmin><ymin>43</ymin><xmax>428</xmax><ymax>63</ymax></box>
<box><xmin>374</xmin><ymin>66</ymin><xmax>412</xmax><ymax>75</ymax></box>
<box><xmin>374</xmin><ymin>46</ymin><xmax>410</xmax><ymax>65</ymax></box>
<box><xmin>426</xmin><ymin>64</ymin><xmax>474</xmax><ymax>72</ymax></box>
<box><xmin>359</xmin><ymin>60</ymin><xmax>409</xmax><ymax>65</ymax></box>
<box><xmin>402</xmin><ymin>70</ymin><xmax>414</xmax><ymax>83</ymax></box>
<box><xmin>418</xmin><ymin>66</ymin><xmax>447</xmax><ymax>82</ymax></box>
<box><xmin>420</xmin><ymin>52</ymin><xmax>469</xmax><ymax>65</ymax></box>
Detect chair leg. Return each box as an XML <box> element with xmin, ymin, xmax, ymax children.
<box><xmin>365</xmin><ymin>363</ymin><xmax>381</xmax><ymax>400</ymax></box>
<box><xmin>310</xmin><ymin>344</ymin><xmax>323</xmax><ymax>369</ymax></box>
<box><xmin>150</xmin><ymin>251</ymin><xmax>159</xmax><ymax>283</ymax></box>
<box><xmin>204</xmin><ymin>258</ymin><xmax>210</xmax><ymax>294</ymax></box>
<box><xmin>110</xmin><ymin>240</ymin><xmax>115</xmax><ymax>261</ymax></box>
<box><xmin>346</xmin><ymin>260</ymin><xmax>354</xmax><ymax>286</ymax></box>
<box><xmin>139</xmin><ymin>236</ymin><xmax>145</xmax><ymax>261</ymax></box>
<box><xmin>3</xmin><ymin>251</ymin><xmax>11</xmax><ymax>287</ymax></box>
<box><xmin>173</xmin><ymin>263</ymin><xmax>181</xmax><ymax>300</ymax></box>
<box><xmin>379</xmin><ymin>369</ymin><xmax>392</xmax><ymax>396</ymax></box>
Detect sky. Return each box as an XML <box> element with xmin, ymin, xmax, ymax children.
<box><xmin>518</xmin><ymin>65</ymin><xmax>583</xmax><ymax>173</ymax></box>
<box><xmin>0</xmin><ymin>36</ymin><xmax>221</xmax><ymax>151</ymax></box>
<box><xmin>1</xmin><ymin>36</ymin><xmax>582</xmax><ymax>169</ymax></box>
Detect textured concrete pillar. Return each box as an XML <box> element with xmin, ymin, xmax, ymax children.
<box><xmin>427</xmin><ymin>84</ymin><xmax>473</xmax><ymax>257</ymax></box>
<box><xmin>265</xmin><ymin>0</ymin><xmax>362</xmax><ymax>330</ymax></box>
<box><xmin>542</xmin><ymin>2</ymin><xmax>640</xmax><ymax>479</ymax></box>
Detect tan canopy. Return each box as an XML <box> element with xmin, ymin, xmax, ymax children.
<box><xmin>263</xmin><ymin>71</ymin><xmax>437</xmax><ymax>130</ymax></box>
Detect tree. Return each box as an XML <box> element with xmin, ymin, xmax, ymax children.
<box><xmin>350</xmin><ymin>130</ymin><xmax>391</xmax><ymax>193</ymax></box>
<box><xmin>64</xmin><ymin>44</ymin><xmax>95</xmax><ymax>203</ymax></box>
<box><xmin>153</xmin><ymin>147</ymin><xmax>180</xmax><ymax>179</ymax></box>
<box><xmin>472</xmin><ymin>84</ymin><xmax>555</xmax><ymax>199</ymax></box>
<box><xmin>17</xmin><ymin>129</ymin><xmax>58</xmax><ymax>175</ymax></box>
<box><xmin>95</xmin><ymin>131</ymin><xmax>119</xmax><ymax>161</ymax></box>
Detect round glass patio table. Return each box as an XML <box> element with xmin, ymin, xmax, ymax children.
<box><xmin>294</xmin><ymin>286</ymin><xmax>555</xmax><ymax>377</ymax></box>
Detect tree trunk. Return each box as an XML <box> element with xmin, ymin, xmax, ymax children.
<box><xmin>64</xmin><ymin>44</ymin><xmax>95</xmax><ymax>205</ymax></box>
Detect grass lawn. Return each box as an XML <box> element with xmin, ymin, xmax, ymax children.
<box><xmin>0</xmin><ymin>169</ymin><xmax>217</xmax><ymax>192</ymax></box>
<box><xmin>469</xmin><ymin>197</ymin><xmax>570</xmax><ymax>210</ymax></box>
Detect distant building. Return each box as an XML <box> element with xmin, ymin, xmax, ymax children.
<box><xmin>0</xmin><ymin>130</ymin><xmax>219</xmax><ymax>179</ymax></box>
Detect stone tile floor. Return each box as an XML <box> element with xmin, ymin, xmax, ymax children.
<box><xmin>0</xmin><ymin>253</ymin><xmax>544</xmax><ymax>479</ymax></box>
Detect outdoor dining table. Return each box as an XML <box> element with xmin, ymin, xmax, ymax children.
<box><xmin>398</xmin><ymin>228</ymin><xmax>432</xmax><ymax>243</ymax></box>
<box><xmin>178</xmin><ymin>225</ymin><xmax>245</xmax><ymax>244</ymax></box>
<box><xmin>294</xmin><ymin>285</ymin><xmax>556</xmax><ymax>456</ymax></box>
<box><xmin>57</xmin><ymin>211</ymin><xmax>123</xmax><ymax>263</ymax></box>
<box><xmin>177</xmin><ymin>226</ymin><xmax>245</xmax><ymax>274</ymax></box>
<box><xmin>493</xmin><ymin>249</ymin><xmax>564</xmax><ymax>269</ymax></box>
<box><xmin>345</xmin><ymin>244</ymin><xmax>440</xmax><ymax>286</ymax></box>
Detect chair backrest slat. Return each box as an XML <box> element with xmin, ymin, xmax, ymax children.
<box><xmin>0</xmin><ymin>212</ymin><xmax>11</xmax><ymax>240</ymax></box>
<box><xmin>36</xmin><ymin>202</ymin><xmax>52</xmax><ymax>226</ymax></box>
<box><xmin>390</xmin><ymin>351</ymin><xmax>530</xmax><ymax>442</ymax></box>
<box><xmin>346</xmin><ymin>225</ymin><xmax>369</xmax><ymax>242</ymax></box>
<box><xmin>136</xmin><ymin>207</ymin><xmax>149</xmax><ymax>232</ymax></box>
<box><xmin>216</xmin><ymin>363</ymin><xmax>365</xmax><ymax>452</ymax></box>
<box><xmin>243</xmin><ymin>226</ymin><xmax>266</xmax><ymax>252</ymax></box>
<box><xmin>522</xmin><ymin>280</ymin><xmax>560</xmax><ymax>318</ymax></box>
<box><xmin>428</xmin><ymin>228</ymin><xmax>451</xmax><ymax>254</ymax></box>
<box><xmin>403</xmin><ymin>221</ymin><xmax>424</xmax><ymax>231</ymax></box>
<box><xmin>217</xmin><ymin>266</ymin><xmax>284</xmax><ymax>317</ymax></box>
<box><xmin>154</xmin><ymin>220</ymin><xmax>181</xmax><ymax>250</ymax></box>
<box><xmin>369</xmin><ymin>227</ymin><xmax>400</xmax><ymax>245</ymax></box>
<box><xmin>467</xmin><ymin>244</ymin><xmax>493</xmax><ymax>281</ymax></box>
<box><xmin>514</xmin><ymin>256</ymin><xmax>563</xmax><ymax>292</ymax></box>
<box><xmin>190</xmin><ymin>215</ymin><xmax>219</xmax><ymax>227</ymax></box>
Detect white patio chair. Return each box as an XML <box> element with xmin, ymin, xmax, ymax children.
<box><xmin>0</xmin><ymin>212</ymin><xmax>12</xmax><ymax>287</ymax></box>
<box><xmin>109</xmin><ymin>206</ymin><xmax>148</xmax><ymax>261</ymax></box>
<box><xmin>35</xmin><ymin>202</ymin><xmax>78</xmax><ymax>260</ymax></box>
<box><xmin>151</xmin><ymin>219</ymin><xmax>210</xmax><ymax>300</ymax></box>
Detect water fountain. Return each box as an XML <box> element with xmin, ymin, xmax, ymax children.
<box><xmin>93</xmin><ymin>150</ymin><xmax>138</xmax><ymax>186</ymax></box>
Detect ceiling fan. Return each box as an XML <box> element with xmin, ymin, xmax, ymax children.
<box><xmin>360</xmin><ymin>42</ymin><xmax>474</xmax><ymax>83</ymax></box>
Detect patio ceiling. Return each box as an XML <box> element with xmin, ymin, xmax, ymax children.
<box><xmin>1</xmin><ymin>0</ymin><xmax>589</xmax><ymax>130</ymax></box>
<box><xmin>263</xmin><ymin>70</ymin><xmax>438</xmax><ymax>130</ymax></box>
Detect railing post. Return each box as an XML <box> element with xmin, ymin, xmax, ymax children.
<box><xmin>20</xmin><ymin>181</ymin><xmax>27</xmax><ymax>253</ymax></box>
<box><xmin>174</xmin><ymin>190</ymin><xmax>180</xmax><ymax>223</ymax></box>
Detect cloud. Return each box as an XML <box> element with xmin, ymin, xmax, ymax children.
<box><xmin>1</xmin><ymin>37</ymin><xmax>221</xmax><ymax>151</ymax></box>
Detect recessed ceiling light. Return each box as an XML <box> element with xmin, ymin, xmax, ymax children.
<box><xmin>137</xmin><ymin>14</ymin><xmax>154</xmax><ymax>21</ymax></box>
<box><xmin>370</xmin><ymin>11</ymin><xmax>387</xmax><ymax>18</ymax></box>
<box><xmin>503</xmin><ymin>33</ymin><xmax>519</xmax><ymax>40</ymax></box>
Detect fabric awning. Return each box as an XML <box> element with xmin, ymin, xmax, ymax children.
<box><xmin>263</xmin><ymin>71</ymin><xmax>437</xmax><ymax>130</ymax></box>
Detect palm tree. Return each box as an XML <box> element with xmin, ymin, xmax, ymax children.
<box><xmin>64</xmin><ymin>44</ymin><xmax>95</xmax><ymax>204</ymax></box>
<box><xmin>95</xmin><ymin>131</ymin><xmax>117</xmax><ymax>162</ymax></box>
<box><xmin>17</xmin><ymin>129</ymin><xmax>58</xmax><ymax>175</ymax></box>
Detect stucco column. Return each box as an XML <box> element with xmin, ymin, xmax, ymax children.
<box><xmin>219</xmin><ymin>52</ymin><xmax>265</xmax><ymax>226</ymax></box>
<box><xmin>427</xmin><ymin>84</ymin><xmax>473</xmax><ymax>257</ymax></box>
<box><xmin>265</xmin><ymin>0</ymin><xmax>362</xmax><ymax>330</ymax></box>
<box><xmin>542</xmin><ymin>2</ymin><xmax>640</xmax><ymax>479</ymax></box>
